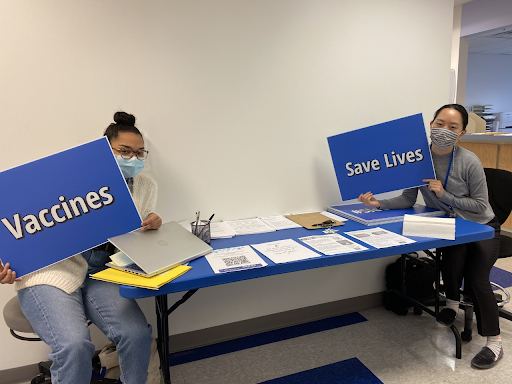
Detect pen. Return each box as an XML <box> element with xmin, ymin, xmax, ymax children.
<box><xmin>194</xmin><ymin>211</ymin><xmax>200</xmax><ymax>235</ymax></box>
<box><xmin>197</xmin><ymin>213</ymin><xmax>214</xmax><ymax>240</ymax></box>
<box><xmin>312</xmin><ymin>220</ymin><xmax>335</xmax><ymax>227</ymax></box>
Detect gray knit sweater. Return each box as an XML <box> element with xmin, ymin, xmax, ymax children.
<box><xmin>379</xmin><ymin>146</ymin><xmax>494</xmax><ymax>225</ymax></box>
<box><xmin>15</xmin><ymin>173</ymin><xmax>158</xmax><ymax>294</ymax></box>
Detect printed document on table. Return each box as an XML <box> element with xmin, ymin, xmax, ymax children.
<box><xmin>344</xmin><ymin>227</ymin><xmax>416</xmax><ymax>249</ymax></box>
<box><xmin>210</xmin><ymin>222</ymin><xmax>237</xmax><ymax>239</ymax></box>
<box><xmin>251</xmin><ymin>239</ymin><xmax>320</xmax><ymax>264</ymax></box>
<box><xmin>299</xmin><ymin>234</ymin><xmax>368</xmax><ymax>256</ymax></box>
<box><xmin>205</xmin><ymin>246</ymin><xmax>268</xmax><ymax>273</ymax></box>
<box><xmin>223</xmin><ymin>218</ymin><xmax>276</xmax><ymax>235</ymax></box>
<box><xmin>259</xmin><ymin>215</ymin><xmax>302</xmax><ymax>230</ymax></box>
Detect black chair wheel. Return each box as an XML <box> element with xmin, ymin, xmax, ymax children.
<box><xmin>413</xmin><ymin>307</ymin><xmax>423</xmax><ymax>315</ymax></box>
<box><xmin>461</xmin><ymin>331</ymin><xmax>472</xmax><ymax>342</ymax></box>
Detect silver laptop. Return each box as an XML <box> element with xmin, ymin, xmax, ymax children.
<box><xmin>105</xmin><ymin>221</ymin><xmax>212</xmax><ymax>277</ymax></box>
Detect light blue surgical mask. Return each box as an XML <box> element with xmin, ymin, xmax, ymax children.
<box><xmin>115</xmin><ymin>155</ymin><xmax>145</xmax><ymax>178</ymax></box>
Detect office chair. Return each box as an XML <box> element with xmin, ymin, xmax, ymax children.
<box><xmin>3</xmin><ymin>295</ymin><xmax>41</xmax><ymax>341</ymax></box>
<box><xmin>460</xmin><ymin>167</ymin><xmax>512</xmax><ymax>341</ymax></box>
<box><xmin>3</xmin><ymin>295</ymin><xmax>53</xmax><ymax>383</ymax></box>
<box><xmin>3</xmin><ymin>295</ymin><xmax>116</xmax><ymax>384</ymax></box>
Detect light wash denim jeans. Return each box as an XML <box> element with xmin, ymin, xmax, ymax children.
<box><xmin>18</xmin><ymin>251</ymin><xmax>152</xmax><ymax>384</ymax></box>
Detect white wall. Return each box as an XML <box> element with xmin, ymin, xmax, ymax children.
<box><xmin>456</xmin><ymin>36</ymin><xmax>469</xmax><ymax>105</ymax></box>
<box><xmin>461</xmin><ymin>0</ymin><xmax>512</xmax><ymax>36</ymax></box>
<box><xmin>465</xmin><ymin>53</ymin><xmax>512</xmax><ymax>113</ymax></box>
<box><xmin>451</xmin><ymin>5</ymin><xmax>463</xmax><ymax>103</ymax></box>
<box><xmin>0</xmin><ymin>0</ymin><xmax>454</xmax><ymax>370</ymax></box>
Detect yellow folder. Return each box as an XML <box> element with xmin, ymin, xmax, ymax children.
<box><xmin>90</xmin><ymin>264</ymin><xmax>191</xmax><ymax>290</ymax></box>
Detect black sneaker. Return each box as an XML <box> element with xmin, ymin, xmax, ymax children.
<box><xmin>471</xmin><ymin>347</ymin><xmax>504</xmax><ymax>369</ymax></box>
<box><xmin>437</xmin><ymin>308</ymin><xmax>457</xmax><ymax>327</ymax></box>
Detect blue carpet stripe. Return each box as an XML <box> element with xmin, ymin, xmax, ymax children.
<box><xmin>490</xmin><ymin>266</ymin><xmax>512</xmax><ymax>290</ymax></box>
<box><xmin>169</xmin><ymin>312</ymin><xmax>367</xmax><ymax>366</ymax></box>
<box><xmin>258</xmin><ymin>357</ymin><xmax>383</xmax><ymax>384</ymax></box>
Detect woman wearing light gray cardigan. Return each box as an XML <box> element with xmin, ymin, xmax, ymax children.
<box><xmin>359</xmin><ymin>104</ymin><xmax>502</xmax><ymax>370</ymax></box>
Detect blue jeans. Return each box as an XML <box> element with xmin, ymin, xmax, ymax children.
<box><xmin>18</xmin><ymin>275</ymin><xmax>152</xmax><ymax>384</ymax></box>
<box><xmin>82</xmin><ymin>247</ymin><xmax>112</xmax><ymax>274</ymax></box>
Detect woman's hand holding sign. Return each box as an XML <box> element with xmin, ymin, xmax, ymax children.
<box><xmin>358</xmin><ymin>192</ymin><xmax>381</xmax><ymax>208</ymax></box>
<box><xmin>359</xmin><ymin>178</ymin><xmax>444</xmax><ymax>209</ymax></box>
<box><xmin>141</xmin><ymin>213</ymin><xmax>162</xmax><ymax>230</ymax></box>
<box><xmin>0</xmin><ymin>259</ymin><xmax>21</xmax><ymax>284</ymax></box>
<box><xmin>423</xmin><ymin>179</ymin><xmax>444</xmax><ymax>198</ymax></box>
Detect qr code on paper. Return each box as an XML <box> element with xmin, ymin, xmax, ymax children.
<box><xmin>222</xmin><ymin>256</ymin><xmax>251</xmax><ymax>267</ymax></box>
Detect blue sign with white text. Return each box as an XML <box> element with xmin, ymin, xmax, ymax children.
<box><xmin>0</xmin><ymin>137</ymin><xmax>142</xmax><ymax>276</ymax></box>
<box><xmin>328</xmin><ymin>113</ymin><xmax>435</xmax><ymax>200</ymax></box>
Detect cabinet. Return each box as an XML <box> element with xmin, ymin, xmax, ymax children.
<box><xmin>459</xmin><ymin>135</ymin><xmax>512</xmax><ymax>230</ymax></box>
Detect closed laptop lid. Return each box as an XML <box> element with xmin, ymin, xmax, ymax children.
<box><xmin>107</xmin><ymin>221</ymin><xmax>212</xmax><ymax>274</ymax></box>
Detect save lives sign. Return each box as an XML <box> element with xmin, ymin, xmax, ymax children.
<box><xmin>327</xmin><ymin>113</ymin><xmax>435</xmax><ymax>201</ymax></box>
<box><xmin>0</xmin><ymin>137</ymin><xmax>142</xmax><ymax>277</ymax></box>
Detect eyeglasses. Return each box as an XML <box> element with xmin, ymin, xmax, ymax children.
<box><xmin>113</xmin><ymin>148</ymin><xmax>149</xmax><ymax>160</ymax></box>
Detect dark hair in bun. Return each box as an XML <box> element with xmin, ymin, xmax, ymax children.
<box><xmin>113</xmin><ymin>111</ymin><xmax>136</xmax><ymax>126</ymax></box>
<box><xmin>103</xmin><ymin>111</ymin><xmax>143</xmax><ymax>142</ymax></box>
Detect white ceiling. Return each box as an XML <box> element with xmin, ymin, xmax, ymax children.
<box><xmin>467</xmin><ymin>24</ymin><xmax>512</xmax><ymax>55</ymax></box>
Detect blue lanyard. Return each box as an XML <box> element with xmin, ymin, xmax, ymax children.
<box><xmin>440</xmin><ymin>149</ymin><xmax>455</xmax><ymax>216</ymax></box>
<box><xmin>443</xmin><ymin>149</ymin><xmax>455</xmax><ymax>190</ymax></box>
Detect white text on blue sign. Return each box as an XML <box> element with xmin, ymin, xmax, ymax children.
<box><xmin>345</xmin><ymin>149</ymin><xmax>424</xmax><ymax>177</ymax></box>
<box><xmin>1</xmin><ymin>186</ymin><xmax>114</xmax><ymax>240</ymax></box>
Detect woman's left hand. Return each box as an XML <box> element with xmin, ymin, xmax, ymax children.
<box><xmin>423</xmin><ymin>179</ymin><xmax>444</xmax><ymax>198</ymax></box>
<box><xmin>141</xmin><ymin>213</ymin><xmax>162</xmax><ymax>230</ymax></box>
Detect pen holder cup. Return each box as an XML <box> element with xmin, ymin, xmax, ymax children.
<box><xmin>191</xmin><ymin>220</ymin><xmax>211</xmax><ymax>244</ymax></box>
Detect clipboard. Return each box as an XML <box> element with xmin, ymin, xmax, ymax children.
<box><xmin>284</xmin><ymin>212</ymin><xmax>345</xmax><ymax>230</ymax></box>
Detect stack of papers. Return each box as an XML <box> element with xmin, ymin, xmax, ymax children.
<box><xmin>344</xmin><ymin>228</ymin><xmax>416</xmax><ymax>248</ymax></box>
<box><xmin>259</xmin><ymin>215</ymin><xmax>302</xmax><ymax>230</ymax></box>
<box><xmin>251</xmin><ymin>239</ymin><xmax>320</xmax><ymax>263</ymax></box>
<box><xmin>328</xmin><ymin>203</ymin><xmax>444</xmax><ymax>226</ymax></box>
<box><xmin>223</xmin><ymin>218</ymin><xmax>276</xmax><ymax>235</ymax></box>
<box><xmin>299</xmin><ymin>234</ymin><xmax>368</xmax><ymax>255</ymax></box>
<box><xmin>402</xmin><ymin>214</ymin><xmax>455</xmax><ymax>240</ymax></box>
<box><xmin>90</xmin><ymin>264</ymin><xmax>191</xmax><ymax>290</ymax></box>
<box><xmin>210</xmin><ymin>222</ymin><xmax>237</xmax><ymax>239</ymax></box>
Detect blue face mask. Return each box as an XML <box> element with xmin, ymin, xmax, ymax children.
<box><xmin>115</xmin><ymin>155</ymin><xmax>145</xmax><ymax>178</ymax></box>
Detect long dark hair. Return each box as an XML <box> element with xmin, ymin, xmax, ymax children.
<box><xmin>103</xmin><ymin>111</ymin><xmax>143</xmax><ymax>141</ymax></box>
<box><xmin>433</xmin><ymin>104</ymin><xmax>469</xmax><ymax>130</ymax></box>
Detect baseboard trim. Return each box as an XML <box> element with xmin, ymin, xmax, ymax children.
<box><xmin>1</xmin><ymin>363</ymin><xmax>40</xmax><ymax>384</ymax></box>
<box><xmin>0</xmin><ymin>292</ymin><xmax>384</xmax><ymax>384</ymax></box>
<box><xmin>168</xmin><ymin>291</ymin><xmax>385</xmax><ymax>353</ymax></box>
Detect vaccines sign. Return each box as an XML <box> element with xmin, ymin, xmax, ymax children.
<box><xmin>328</xmin><ymin>113</ymin><xmax>434</xmax><ymax>200</ymax></box>
<box><xmin>0</xmin><ymin>137</ymin><xmax>142</xmax><ymax>276</ymax></box>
